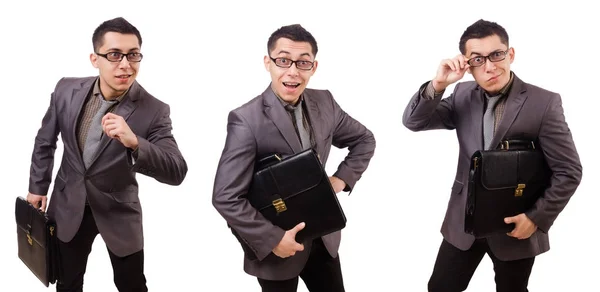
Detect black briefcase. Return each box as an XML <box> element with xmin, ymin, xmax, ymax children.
<box><xmin>15</xmin><ymin>196</ymin><xmax>59</xmax><ymax>287</ymax></box>
<box><xmin>231</xmin><ymin>148</ymin><xmax>346</xmax><ymax>257</ymax></box>
<box><xmin>464</xmin><ymin>140</ymin><xmax>551</xmax><ymax>238</ymax></box>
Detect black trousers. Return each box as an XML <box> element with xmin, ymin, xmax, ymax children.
<box><xmin>56</xmin><ymin>205</ymin><xmax>147</xmax><ymax>292</ymax></box>
<box><xmin>428</xmin><ymin>238</ymin><xmax>535</xmax><ymax>292</ymax></box>
<box><xmin>258</xmin><ymin>238</ymin><xmax>344</xmax><ymax>292</ymax></box>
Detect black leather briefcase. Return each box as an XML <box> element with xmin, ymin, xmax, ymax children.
<box><xmin>15</xmin><ymin>196</ymin><xmax>59</xmax><ymax>287</ymax></box>
<box><xmin>249</xmin><ymin>148</ymin><xmax>347</xmax><ymax>242</ymax></box>
<box><xmin>464</xmin><ymin>140</ymin><xmax>552</xmax><ymax>238</ymax></box>
<box><xmin>230</xmin><ymin>148</ymin><xmax>346</xmax><ymax>259</ymax></box>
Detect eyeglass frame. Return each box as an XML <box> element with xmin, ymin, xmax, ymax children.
<box><xmin>269</xmin><ymin>56</ymin><xmax>315</xmax><ymax>70</ymax></box>
<box><xmin>465</xmin><ymin>49</ymin><xmax>510</xmax><ymax>67</ymax></box>
<box><xmin>95</xmin><ymin>51</ymin><xmax>144</xmax><ymax>63</ymax></box>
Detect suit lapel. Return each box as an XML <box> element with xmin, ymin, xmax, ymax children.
<box><xmin>489</xmin><ymin>76</ymin><xmax>528</xmax><ymax>148</ymax></box>
<box><xmin>470</xmin><ymin>87</ymin><xmax>485</xmax><ymax>149</ymax></box>
<box><xmin>302</xmin><ymin>91</ymin><xmax>325</xmax><ymax>147</ymax></box>
<box><xmin>87</xmin><ymin>81</ymin><xmax>140</xmax><ymax>168</ymax></box>
<box><xmin>262</xmin><ymin>85</ymin><xmax>302</xmax><ymax>153</ymax></box>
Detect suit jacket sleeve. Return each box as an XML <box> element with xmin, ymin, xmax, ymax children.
<box><xmin>130</xmin><ymin>104</ymin><xmax>187</xmax><ymax>185</ymax></box>
<box><xmin>403</xmin><ymin>81</ymin><xmax>457</xmax><ymax>131</ymax></box>
<box><xmin>525</xmin><ymin>93</ymin><xmax>582</xmax><ymax>232</ymax></box>
<box><xmin>28</xmin><ymin>79</ymin><xmax>63</xmax><ymax>196</ymax></box>
<box><xmin>212</xmin><ymin>110</ymin><xmax>285</xmax><ymax>261</ymax></box>
<box><xmin>329</xmin><ymin>91</ymin><xmax>376</xmax><ymax>192</ymax></box>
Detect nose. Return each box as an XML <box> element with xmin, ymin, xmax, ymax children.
<box><xmin>118</xmin><ymin>56</ymin><xmax>131</xmax><ymax>69</ymax></box>
<box><xmin>484</xmin><ymin>57</ymin><xmax>496</xmax><ymax>72</ymax></box>
<box><xmin>286</xmin><ymin>63</ymin><xmax>299</xmax><ymax>76</ymax></box>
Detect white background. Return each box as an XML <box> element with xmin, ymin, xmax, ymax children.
<box><xmin>1</xmin><ymin>0</ymin><xmax>597</xmax><ymax>291</ymax></box>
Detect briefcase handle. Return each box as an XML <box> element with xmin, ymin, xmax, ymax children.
<box><xmin>17</xmin><ymin>197</ymin><xmax>52</xmax><ymax>230</ymax></box>
<box><xmin>497</xmin><ymin>139</ymin><xmax>536</xmax><ymax>151</ymax></box>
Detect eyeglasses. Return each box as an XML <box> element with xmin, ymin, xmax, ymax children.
<box><xmin>466</xmin><ymin>49</ymin><xmax>509</xmax><ymax>67</ymax></box>
<box><xmin>96</xmin><ymin>51</ymin><xmax>143</xmax><ymax>62</ymax></box>
<box><xmin>269</xmin><ymin>56</ymin><xmax>315</xmax><ymax>70</ymax></box>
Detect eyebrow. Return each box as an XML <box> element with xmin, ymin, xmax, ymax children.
<box><xmin>469</xmin><ymin>49</ymin><xmax>505</xmax><ymax>57</ymax></box>
<box><xmin>276</xmin><ymin>50</ymin><xmax>313</xmax><ymax>58</ymax></box>
<box><xmin>106</xmin><ymin>48</ymin><xmax>140</xmax><ymax>52</ymax></box>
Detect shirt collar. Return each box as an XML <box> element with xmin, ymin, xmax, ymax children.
<box><xmin>273</xmin><ymin>89</ymin><xmax>304</xmax><ymax>108</ymax></box>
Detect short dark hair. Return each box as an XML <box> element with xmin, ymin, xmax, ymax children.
<box><xmin>267</xmin><ymin>24</ymin><xmax>318</xmax><ymax>57</ymax></box>
<box><xmin>459</xmin><ymin>19</ymin><xmax>509</xmax><ymax>54</ymax></box>
<box><xmin>92</xmin><ymin>17</ymin><xmax>142</xmax><ymax>52</ymax></box>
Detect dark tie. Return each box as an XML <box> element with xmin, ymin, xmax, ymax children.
<box><xmin>285</xmin><ymin>103</ymin><xmax>311</xmax><ymax>150</ymax></box>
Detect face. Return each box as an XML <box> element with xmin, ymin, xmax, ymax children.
<box><xmin>90</xmin><ymin>32</ymin><xmax>141</xmax><ymax>99</ymax></box>
<box><xmin>465</xmin><ymin>34</ymin><xmax>514</xmax><ymax>94</ymax></box>
<box><xmin>264</xmin><ymin>38</ymin><xmax>318</xmax><ymax>104</ymax></box>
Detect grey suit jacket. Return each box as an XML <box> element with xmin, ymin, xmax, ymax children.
<box><xmin>28</xmin><ymin>76</ymin><xmax>188</xmax><ymax>257</ymax></box>
<box><xmin>212</xmin><ymin>85</ymin><xmax>375</xmax><ymax>280</ymax></box>
<box><xmin>403</xmin><ymin>74</ymin><xmax>582</xmax><ymax>261</ymax></box>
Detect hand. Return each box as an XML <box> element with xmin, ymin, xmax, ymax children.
<box><xmin>27</xmin><ymin>192</ymin><xmax>47</xmax><ymax>212</ymax></box>
<box><xmin>101</xmin><ymin>113</ymin><xmax>139</xmax><ymax>149</ymax></box>
<box><xmin>432</xmin><ymin>54</ymin><xmax>470</xmax><ymax>92</ymax></box>
<box><xmin>329</xmin><ymin>176</ymin><xmax>346</xmax><ymax>194</ymax></box>
<box><xmin>504</xmin><ymin>213</ymin><xmax>537</xmax><ymax>240</ymax></box>
<box><xmin>272</xmin><ymin>222</ymin><xmax>305</xmax><ymax>258</ymax></box>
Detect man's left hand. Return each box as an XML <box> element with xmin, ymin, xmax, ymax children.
<box><xmin>504</xmin><ymin>213</ymin><xmax>537</xmax><ymax>240</ymax></box>
<box><xmin>329</xmin><ymin>176</ymin><xmax>346</xmax><ymax>194</ymax></box>
<box><xmin>102</xmin><ymin>113</ymin><xmax>138</xmax><ymax>150</ymax></box>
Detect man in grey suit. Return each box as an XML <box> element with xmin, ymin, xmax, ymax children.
<box><xmin>26</xmin><ymin>17</ymin><xmax>187</xmax><ymax>291</ymax></box>
<box><xmin>212</xmin><ymin>24</ymin><xmax>375</xmax><ymax>292</ymax></box>
<box><xmin>403</xmin><ymin>19</ymin><xmax>582</xmax><ymax>292</ymax></box>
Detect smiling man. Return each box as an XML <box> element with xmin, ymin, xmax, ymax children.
<box><xmin>212</xmin><ymin>24</ymin><xmax>376</xmax><ymax>292</ymax></box>
<box><xmin>402</xmin><ymin>19</ymin><xmax>582</xmax><ymax>292</ymax></box>
<box><xmin>26</xmin><ymin>17</ymin><xmax>187</xmax><ymax>291</ymax></box>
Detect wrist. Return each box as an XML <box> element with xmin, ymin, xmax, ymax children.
<box><xmin>431</xmin><ymin>80</ymin><xmax>447</xmax><ymax>93</ymax></box>
<box><xmin>129</xmin><ymin>135</ymin><xmax>139</xmax><ymax>150</ymax></box>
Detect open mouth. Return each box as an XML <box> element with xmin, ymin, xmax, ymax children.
<box><xmin>283</xmin><ymin>82</ymin><xmax>300</xmax><ymax>88</ymax></box>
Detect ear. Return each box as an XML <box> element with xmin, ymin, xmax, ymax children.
<box><xmin>310</xmin><ymin>60</ymin><xmax>318</xmax><ymax>75</ymax></box>
<box><xmin>508</xmin><ymin>47</ymin><xmax>515</xmax><ymax>64</ymax></box>
<box><xmin>90</xmin><ymin>53</ymin><xmax>99</xmax><ymax>69</ymax></box>
<box><xmin>263</xmin><ymin>55</ymin><xmax>270</xmax><ymax>72</ymax></box>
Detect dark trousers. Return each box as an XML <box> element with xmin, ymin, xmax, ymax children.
<box><xmin>56</xmin><ymin>205</ymin><xmax>147</xmax><ymax>292</ymax></box>
<box><xmin>258</xmin><ymin>238</ymin><xmax>345</xmax><ymax>292</ymax></box>
<box><xmin>428</xmin><ymin>239</ymin><xmax>535</xmax><ymax>292</ymax></box>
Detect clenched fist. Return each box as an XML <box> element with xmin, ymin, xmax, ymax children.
<box><xmin>101</xmin><ymin>113</ymin><xmax>139</xmax><ymax>149</ymax></box>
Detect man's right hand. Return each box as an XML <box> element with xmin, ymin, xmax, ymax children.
<box><xmin>432</xmin><ymin>54</ymin><xmax>470</xmax><ymax>92</ymax></box>
<box><xmin>272</xmin><ymin>222</ymin><xmax>306</xmax><ymax>258</ymax></box>
<box><xmin>27</xmin><ymin>192</ymin><xmax>47</xmax><ymax>212</ymax></box>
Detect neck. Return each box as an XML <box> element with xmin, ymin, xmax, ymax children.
<box><xmin>99</xmin><ymin>80</ymin><xmax>125</xmax><ymax>100</ymax></box>
<box><xmin>271</xmin><ymin>86</ymin><xmax>302</xmax><ymax>105</ymax></box>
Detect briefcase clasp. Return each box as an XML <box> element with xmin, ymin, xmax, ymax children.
<box><xmin>515</xmin><ymin>184</ymin><xmax>526</xmax><ymax>197</ymax></box>
<box><xmin>50</xmin><ymin>226</ymin><xmax>55</xmax><ymax>236</ymax></box>
<box><xmin>26</xmin><ymin>234</ymin><xmax>33</xmax><ymax>246</ymax></box>
<box><xmin>272</xmin><ymin>198</ymin><xmax>287</xmax><ymax>213</ymax></box>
